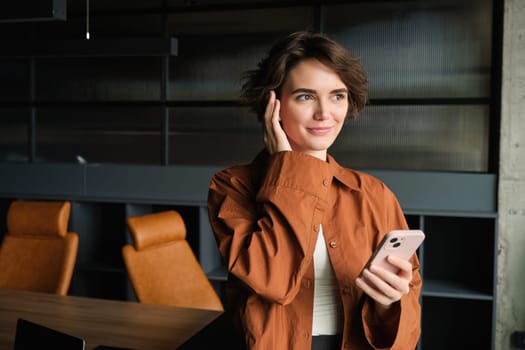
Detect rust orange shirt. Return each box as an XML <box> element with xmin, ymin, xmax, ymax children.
<box><xmin>207</xmin><ymin>150</ymin><xmax>422</xmax><ymax>350</ymax></box>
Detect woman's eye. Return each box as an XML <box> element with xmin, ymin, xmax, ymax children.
<box><xmin>297</xmin><ymin>94</ymin><xmax>314</xmax><ymax>101</ymax></box>
<box><xmin>333</xmin><ymin>94</ymin><xmax>346</xmax><ymax>101</ymax></box>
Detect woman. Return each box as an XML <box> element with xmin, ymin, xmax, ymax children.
<box><xmin>207</xmin><ymin>31</ymin><xmax>422</xmax><ymax>350</ymax></box>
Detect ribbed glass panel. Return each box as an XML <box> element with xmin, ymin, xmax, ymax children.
<box><xmin>36</xmin><ymin>57</ymin><xmax>161</xmax><ymax>101</ymax></box>
<box><xmin>167</xmin><ymin>7</ymin><xmax>315</xmax><ymax>35</ymax></box>
<box><xmin>0</xmin><ymin>0</ymin><xmax>494</xmax><ymax>173</ymax></box>
<box><xmin>36</xmin><ymin>108</ymin><xmax>162</xmax><ymax>164</ymax></box>
<box><xmin>331</xmin><ymin>105</ymin><xmax>489</xmax><ymax>172</ymax></box>
<box><xmin>0</xmin><ymin>109</ymin><xmax>28</xmax><ymax>162</ymax></box>
<box><xmin>166</xmin><ymin>104</ymin><xmax>489</xmax><ymax>171</ymax></box>
<box><xmin>168</xmin><ymin>6</ymin><xmax>315</xmax><ymax>101</ymax></box>
<box><xmin>169</xmin><ymin>34</ymin><xmax>276</xmax><ymax>101</ymax></box>
<box><xmin>323</xmin><ymin>0</ymin><xmax>492</xmax><ymax>99</ymax></box>
<box><xmin>169</xmin><ymin>106</ymin><xmax>262</xmax><ymax>166</ymax></box>
<box><xmin>28</xmin><ymin>13</ymin><xmax>163</xmax><ymax>38</ymax></box>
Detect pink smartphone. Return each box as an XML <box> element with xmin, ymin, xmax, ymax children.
<box><xmin>362</xmin><ymin>229</ymin><xmax>425</xmax><ymax>274</ymax></box>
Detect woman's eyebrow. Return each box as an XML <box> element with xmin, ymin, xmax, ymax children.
<box><xmin>290</xmin><ymin>88</ymin><xmax>316</xmax><ymax>94</ymax></box>
<box><xmin>290</xmin><ymin>87</ymin><xmax>348</xmax><ymax>94</ymax></box>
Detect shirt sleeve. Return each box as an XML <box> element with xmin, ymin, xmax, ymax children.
<box><xmin>207</xmin><ymin>151</ymin><xmax>333</xmax><ymax>305</ymax></box>
<box><xmin>360</xmin><ymin>184</ymin><xmax>423</xmax><ymax>349</ymax></box>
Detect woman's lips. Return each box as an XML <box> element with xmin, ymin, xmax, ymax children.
<box><xmin>307</xmin><ymin>127</ymin><xmax>332</xmax><ymax>136</ymax></box>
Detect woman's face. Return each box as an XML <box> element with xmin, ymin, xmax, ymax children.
<box><xmin>279</xmin><ymin>58</ymin><xmax>348</xmax><ymax>161</ymax></box>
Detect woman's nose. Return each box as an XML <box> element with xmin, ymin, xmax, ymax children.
<box><xmin>313</xmin><ymin>100</ymin><xmax>329</xmax><ymax>120</ymax></box>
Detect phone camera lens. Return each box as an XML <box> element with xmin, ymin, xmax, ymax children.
<box><xmin>390</xmin><ymin>237</ymin><xmax>398</xmax><ymax>243</ymax></box>
<box><xmin>393</xmin><ymin>242</ymin><xmax>401</xmax><ymax>248</ymax></box>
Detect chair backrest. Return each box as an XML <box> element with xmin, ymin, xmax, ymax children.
<box><xmin>0</xmin><ymin>200</ymin><xmax>79</xmax><ymax>296</ymax></box>
<box><xmin>122</xmin><ymin>210</ymin><xmax>223</xmax><ymax>311</ymax></box>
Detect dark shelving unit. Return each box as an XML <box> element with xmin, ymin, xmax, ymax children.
<box><xmin>0</xmin><ymin>163</ymin><xmax>498</xmax><ymax>349</ymax></box>
<box><xmin>0</xmin><ymin>1</ymin><xmax>500</xmax><ymax>349</ymax></box>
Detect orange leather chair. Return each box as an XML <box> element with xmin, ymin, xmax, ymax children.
<box><xmin>122</xmin><ymin>210</ymin><xmax>223</xmax><ymax>311</ymax></box>
<box><xmin>0</xmin><ymin>200</ymin><xmax>79</xmax><ymax>296</ymax></box>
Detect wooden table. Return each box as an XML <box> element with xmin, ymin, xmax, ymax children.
<box><xmin>0</xmin><ymin>288</ymin><xmax>222</xmax><ymax>350</ymax></box>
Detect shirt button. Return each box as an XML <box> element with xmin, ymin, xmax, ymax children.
<box><xmin>322</xmin><ymin>179</ymin><xmax>330</xmax><ymax>186</ymax></box>
<box><xmin>313</xmin><ymin>224</ymin><xmax>320</xmax><ymax>232</ymax></box>
<box><xmin>343</xmin><ymin>287</ymin><xmax>351</xmax><ymax>294</ymax></box>
<box><xmin>329</xmin><ymin>241</ymin><xmax>337</xmax><ymax>248</ymax></box>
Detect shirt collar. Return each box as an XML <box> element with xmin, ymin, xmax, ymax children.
<box><xmin>253</xmin><ymin>149</ymin><xmax>362</xmax><ymax>192</ymax></box>
<box><xmin>326</xmin><ymin>154</ymin><xmax>362</xmax><ymax>192</ymax></box>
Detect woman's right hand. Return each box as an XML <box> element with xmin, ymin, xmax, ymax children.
<box><xmin>263</xmin><ymin>90</ymin><xmax>292</xmax><ymax>154</ymax></box>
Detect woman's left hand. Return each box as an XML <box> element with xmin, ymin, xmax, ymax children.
<box><xmin>355</xmin><ymin>255</ymin><xmax>412</xmax><ymax>310</ymax></box>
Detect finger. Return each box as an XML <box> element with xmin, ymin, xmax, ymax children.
<box><xmin>363</xmin><ymin>268</ymin><xmax>403</xmax><ymax>301</ymax></box>
<box><xmin>264</xmin><ymin>90</ymin><xmax>276</xmax><ymax>128</ymax></box>
<box><xmin>268</xmin><ymin>98</ymin><xmax>292</xmax><ymax>153</ymax></box>
<box><xmin>263</xmin><ymin>91</ymin><xmax>277</xmax><ymax>152</ymax></box>
<box><xmin>271</xmin><ymin>98</ymin><xmax>284</xmax><ymax>140</ymax></box>
<box><xmin>386</xmin><ymin>255</ymin><xmax>413</xmax><ymax>276</ymax></box>
<box><xmin>381</xmin><ymin>256</ymin><xmax>412</xmax><ymax>290</ymax></box>
<box><xmin>358</xmin><ymin>270</ymin><xmax>399</xmax><ymax>305</ymax></box>
<box><xmin>355</xmin><ymin>276</ymin><xmax>393</xmax><ymax>306</ymax></box>
<box><xmin>271</xmin><ymin>98</ymin><xmax>281</xmax><ymax>129</ymax></box>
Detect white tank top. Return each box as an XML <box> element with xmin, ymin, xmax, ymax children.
<box><xmin>312</xmin><ymin>225</ymin><xmax>343</xmax><ymax>335</ymax></box>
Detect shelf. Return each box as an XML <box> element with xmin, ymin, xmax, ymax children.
<box><xmin>422</xmin><ymin>279</ymin><xmax>493</xmax><ymax>301</ymax></box>
<box><xmin>0</xmin><ymin>37</ymin><xmax>178</xmax><ymax>57</ymax></box>
<box><xmin>0</xmin><ymin>162</ymin><xmax>220</xmax><ymax>206</ymax></box>
<box><xmin>205</xmin><ymin>271</ymin><xmax>496</xmax><ymax>299</ymax></box>
<box><xmin>0</xmin><ymin>0</ymin><xmax>66</xmax><ymax>23</ymax></box>
<box><xmin>368</xmin><ymin>97</ymin><xmax>491</xmax><ymax>106</ymax></box>
<box><xmin>365</xmin><ymin>170</ymin><xmax>496</xmax><ymax>213</ymax></box>
<box><xmin>0</xmin><ymin>98</ymin><xmax>490</xmax><ymax>108</ymax></box>
<box><xmin>67</xmin><ymin>0</ymin><xmax>364</xmax><ymax>16</ymax></box>
<box><xmin>404</xmin><ymin>209</ymin><xmax>498</xmax><ymax>219</ymax></box>
<box><xmin>0</xmin><ymin>163</ymin><xmax>496</xmax><ymax>212</ymax></box>
<box><xmin>0</xmin><ymin>100</ymin><xmax>242</xmax><ymax>108</ymax></box>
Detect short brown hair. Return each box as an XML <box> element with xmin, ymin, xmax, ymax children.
<box><xmin>240</xmin><ymin>31</ymin><xmax>368</xmax><ymax>122</ymax></box>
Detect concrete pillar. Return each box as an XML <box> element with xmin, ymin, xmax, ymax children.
<box><xmin>497</xmin><ymin>0</ymin><xmax>525</xmax><ymax>349</ymax></box>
